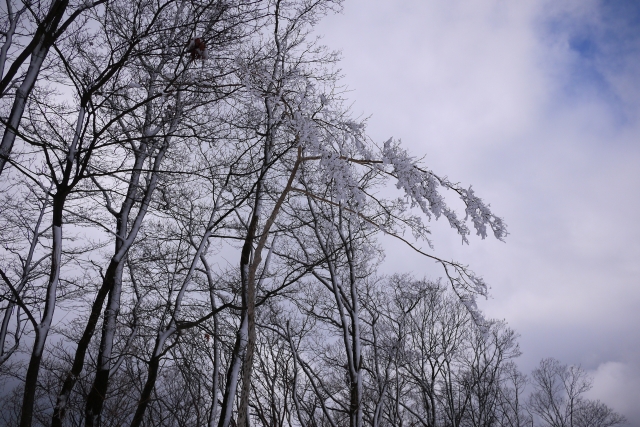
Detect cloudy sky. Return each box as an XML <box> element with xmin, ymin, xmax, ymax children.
<box><xmin>317</xmin><ymin>0</ymin><xmax>640</xmax><ymax>423</ymax></box>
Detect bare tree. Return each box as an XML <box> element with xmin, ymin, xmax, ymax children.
<box><xmin>0</xmin><ymin>181</ymin><xmax>50</xmax><ymax>366</ymax></box>
<box><xmin>0</xmin><ymin>2</ymin><xmax>525</xmax><ymax>427</ymax></box>
<box><xmin>528</xmin><ymin>358</ymin><xmax>625</xmax><ymax>427</ymax></box>
<box><xmin>497</xmin><ymin>363</ymin><xmax>532</xmax><ymax>427</ymax></box>
<box><xmin>464</xmin><ymin>321</ymin><xmax>521</xmax><ymax>427</ymax></box>
<box><xmin>574</xmin><ymin>400</ymin><xmax>626</xmax><ymax>427</ymax></box>
<box><xmin>0</xmin><ymin>0</ymin><xmax>107</xmax><ymax>175</ymax></box>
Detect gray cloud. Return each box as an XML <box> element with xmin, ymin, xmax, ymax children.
<box><xmin>318</xmin><ymin>0</ymin><xmax>640</xmax><ymax>423</ymax></box>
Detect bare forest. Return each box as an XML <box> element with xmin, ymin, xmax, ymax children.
<box><xmin>0</xmin><ymin>0</ymin><xmax>627</xmax><ymax>426</ymax></box>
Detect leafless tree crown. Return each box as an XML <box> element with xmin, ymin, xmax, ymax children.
<box><xmin>0</xmin><ymin>1</ymin><xmax>625</xmax><ymax>427</ymax></box>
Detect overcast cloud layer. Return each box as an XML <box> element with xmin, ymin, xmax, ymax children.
<box><xmin>317</xmin><ymin>0</ymin><xmax>640</xmax><ymax>423</ymax></box>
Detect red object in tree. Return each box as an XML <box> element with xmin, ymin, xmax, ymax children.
<box><xmin>188</xmin><ymin>38</ymin><xmax>207</xmax><ymax>60</ymax></box>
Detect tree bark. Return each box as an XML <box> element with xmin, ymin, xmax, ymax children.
<box><xmin>20</xmin><ymin>192</ymin><xmax>66</xmax><ymax>427</ymax></box>
<box><xmin>20</xmin><ymin>101</ymin><xmax>85</xmax><ymax>427</ymax></box>
<box><xmin>129</xmin><ymin>343</ymin><xmax>164</xmax><ymax>427</ymax></box>
<box><xmin>51</xmin><ymin>260</ymin><xmax>118</xmax><ymax>427</ymax></box>
<box><xmin>236</xmin><ymin>148</ymin><xmax>301</xmax><ymax>427</ymax></box>
<box><xmin>84</xmin><ymin>263</ymin><xmax>125</xmax><ymax>427</ymax></box>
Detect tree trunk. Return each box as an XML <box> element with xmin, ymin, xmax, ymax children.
<box><xmin>129</xmin><ymin>343</ymin><xmax>164</xmax><ymax>427</ymax></box>
<box><xmin>208</xmin><ymin>301</ymin><xmax>221</xmax><ymax>427</ymax></box>
<box><xmin>19</xmin><ymin>102</ymin><xmax>85</xmax><ymax>426</ymax></box>
<box><xmin>0</xmin><ymin>45</ymin><xmax>46</xmax><ymax>175</ymax></box>
<box><xmin>84</xmin><ymin>263</ymin><xmax>124</xmax><ymax>427</ymax></box>
<box><xmin>0</xmin><ymin>0</ymin><xmax>72</xmax><ymax>176</ymax></box>
<box><xmin>20</xmin><ymin>329</ymin><xmax>47</xmax><ymax>427</ymax></box>
<box><xmin>20</xmin><ymin>193</ymin><xmax>66</xmax><ymax>427</ymax></box>
<box><xmin>56</xmin><ymin>110</ymin><xmax>170</xmax><ymax>425</ymax></box>
<box><xmin>236</xmin><ymin>147</ymin><xmax>300</xmax><ymax>427</ymax></box>
<box><xmin>51</xmin><ymin>261</ymin><xmax>118</xmax><ymax>427</ymax></box>
<box><xmin>217</xmin><ymin>314</ymin><xmax>248</xmax><ymax>427</ymax></box>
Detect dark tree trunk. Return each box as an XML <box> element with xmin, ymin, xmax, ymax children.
<box><xmin>51</xmin><ymin>261</ymin><xmax>117</xmax><ymax>427</ymax></box>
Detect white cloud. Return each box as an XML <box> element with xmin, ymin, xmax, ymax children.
<box><xmin>318</xmin><ymin>1</ymin><xmax>640</xmax><ymax>423</ymax></box>
<box><xmin>588</xmin><ymin>362</ymin><xmax>640</xmax><ymax>423</ymax></box>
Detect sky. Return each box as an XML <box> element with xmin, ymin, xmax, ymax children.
<box><xmin>317</xmin><ymin>0</ymin><xmax>640</xmax><ymax>423</ymax></box>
